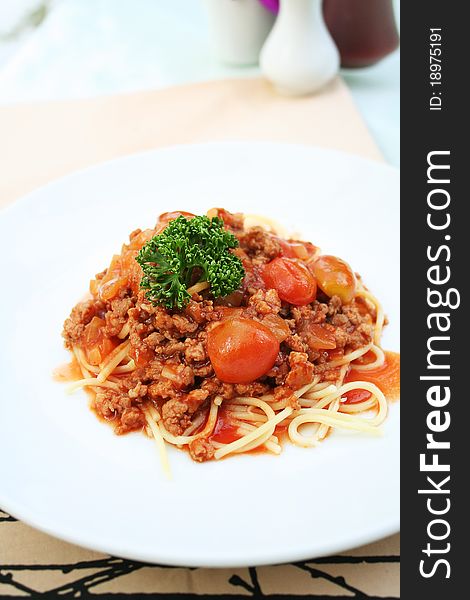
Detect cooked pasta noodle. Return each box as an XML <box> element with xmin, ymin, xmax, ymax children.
<box><xmin>60</xmin><ymin>207</ymin><xmax>399</xmax><ymax>475</ymax></box>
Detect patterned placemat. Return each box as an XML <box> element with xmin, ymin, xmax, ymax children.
<box><xmin>0</xmin><ymin>76</ymin><xmax>398</xmax><ymax>597</ymax></box>
<box><xmin>0</xmin><ymin>510</ymin><xmax>399</xmax><ymax>598</ymax></box>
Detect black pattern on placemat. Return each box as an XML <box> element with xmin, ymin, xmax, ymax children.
<box><xmin>0</xmin><ymin>510</ymin><xmax>399</xmax><ymax>599</ymax></box>
<box><xmin>230</xmin><ymin>566</ymin><xmax>263</xmax><ymax>596</ymax></box>
<box><xmin>294</xmin><ymin>562</ymin><xmax>367</xmax><ymax>598</ymax></box>
<box><xmin>0</xmin><ymin>510</ymin><xmax>17</xmax><ymax>523</ymax></box>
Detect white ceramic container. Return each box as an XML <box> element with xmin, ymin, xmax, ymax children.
<box><xmin>204</xmin><ymin>0</ymin><xmax>276</xmax><ymax>65</ymax></box>
<box><xmin>260</xmin><ymin>0</ymin><xmax>339</xmax><ymax>95</ymax></box>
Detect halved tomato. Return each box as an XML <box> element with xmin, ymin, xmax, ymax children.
<box><xmin>311</xmin><ymin>255</ymin><xmax>356</xmax><ymax>304</ymax></box>
<box><xmin>207</xmin><ymin>318</ymin><xmax>279</xmax><ymax>384</ymax></box>
<box><xmin>262</xmin><ymin>257</ymin><xmax>317</xmax><ymax>306</ymax></box>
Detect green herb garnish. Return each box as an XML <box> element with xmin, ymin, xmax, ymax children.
<box><xmin>136</xmin><ymin>215</ymin><xmax>245</xmax><ymax>310</ymax></box>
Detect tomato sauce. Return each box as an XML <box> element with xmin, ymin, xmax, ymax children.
<box><xmin>274</xmin><ymin>422</ymin><xmax>290</xmax><ymax>444</ymax></box>
<box><xmin>344</xmin><ymin>350</ymin><xmax>400</xmax><ymax>403</ymax></box>
<box><xmin>326</xmin><ymin>348</ymin><xmax>344</xmax><ymax>361</ymax></box>
<box><xmin>53</xmin><ymin>356</ymin><xmax>82</xmax><ymax>382</ymax></box>
<box><xmin>129</xmin><ymin>345</ymin><xmax>154</xmax><ymax>367</ymax></box>
<box><xmin>210</xmin><ymin>409</ymin><xmax>281</xmax><ymax>456</ymax></box>
<box><xmin>58</xmin><ymin>206</ymin><xmax>400</xmax><ymax>462</ymax></box>
<box><xmin>210</xmin><ymin>406</ymin><xmax>241</xmax><ymax>445</ymax></box>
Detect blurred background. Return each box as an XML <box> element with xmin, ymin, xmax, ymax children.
<box><xmin>0</xmin><ymin>0</ymin><xmax>399</xmax><ymax>165</ymax></box>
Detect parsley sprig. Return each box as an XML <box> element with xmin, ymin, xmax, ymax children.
<box><xmin>136</xmin><ymin>215</ymin><xmax>245</xmax><ymax>310</ymax></box>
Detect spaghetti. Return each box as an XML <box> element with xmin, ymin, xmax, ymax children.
<box><xmin>61</xmin><ymin>208</ymin><xmax>399</xmax><ymax>476</ymax></box>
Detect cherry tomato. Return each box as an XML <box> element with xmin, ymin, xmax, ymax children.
<box><xmin>312</xmin><ymin>255</ymin><xmax>356</xmax><ymax>304</ymax></box>
<box><xmin>262</xmin><ymin>257</ymin><xmax>317</xmax><ymax>306</ymax></box>
<box><xmin>207</xmin><ymin>318</ymin><xmax>279</xmax><ymax>384</ymax></box>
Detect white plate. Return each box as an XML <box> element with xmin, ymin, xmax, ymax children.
<box><xmin>0</xmin><ymin>142</ymin><xmax>399</xmax><ymax>567</ymax></box>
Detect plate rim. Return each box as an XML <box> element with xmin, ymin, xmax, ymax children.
<box><xmin>0</xmin><ymin>141</ymin><xmax>400</xmax><ymax>567</ymax></box>
<box><xmin>0</xmin><ymin>140</ymin><xmax>399</xmax><ymax>219</ymax></box>
<box><xmin>0</xmin><ymin>488</ymin><xmax>400</xmax><ymax>567</ymax></box>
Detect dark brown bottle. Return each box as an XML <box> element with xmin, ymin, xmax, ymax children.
<box><xmin>323</xmin><ymin>0</ymin><xmax>399</xmax><ymax>68</ymax></box>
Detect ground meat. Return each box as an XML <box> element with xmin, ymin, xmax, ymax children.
<box><xmin>147</xmin><ymin>379</ymin><xmax>180</xmax><ymax>402</ymax></box>
<box><xmin>192</xmin><ymin>362</ymin><xmax>214</xmax><ymax>377</ymax></box>
<box><xmin>143</xmin><ymin>332</ymin><xmax>165</xmax><ymax>347</ymax></box>
<box><xmin>152</xmin><ymin>308</ymin><xmax>197</xmax><ymax>338</ymax></box>
<box><xmin>161</xmin><ymin>399</ymin><xmax>193</xmax><ymax>435</ymax></box>
<box><xmin>155</xmin><ymin>340</ymin><xmax>186</xmax><ymax>357</ymax></box>
<box><xmin>139</xmin><ymin>359</ymin><xmax>163</xmax><ymax>382</ymax></box>
<box><xmin>285</xmin><ymin>352</ymin><xmax>315</xmax><ymax>389</ymax></box>
<box><xmin>330</xmin><ymin>311</ymin><xmax>372</xmax><ymax>350</ymax></box>
<box><xmin>342</xmin><ymin>303</ymin><xmax>371</xmax><ymax>326</ymax></box>
<box><xmin>184</xmin><ymin>339</ymin><xmax>207</xmax><ymax>363</ymax></box>
<box><xmin>128</xmin><ymin>381</ymin><xmax>148</xmax><ymax>399</ymax></box>
<box><xmin>93</xmin><ymin>389</ymin><xmax>119</xmax><ymax>421</ymax></box>
<box><xmin>291</xmin><ymin>303</ymin><xmax>328</xmax><ymax>328</ymax></box>
<box><xmin>105</xmin><ymin>295</ymin><xmax>133</xmax><ymax>337</ymax></box>
<box><xmin>62</xmin><ymin>208</ymin><xmax>381</xmax><ymax>460</ymax></box>
<box><xmin>234</xmin><ymin>381</ymin><xmax>272</xmax><ymax>397</ymax></box>
<box><xmin>284</xmin><ymin>334</ymin><xmax>309</xmax><ymax>353</ymax></box>
<box><xmin>92</xmin><ymin>389</ymin><xmax>145</xmax><ymax>435</ymax></box>
<box><xmin>234</xmin><ymin>248</ymin><xmax>266</xmax><ymax>298</ymax></box>
<box><xmin>333</xmin><ymin>327</ymin><xmax>350</xmax><ymax>348</ymax></box>
<box><xmin>161</xmin><ymin>389</ymin><xmax>209</xmax><ymax>435</ymax></box>
<box><xmin>200</xmin><ymin>378</ymin><xmax>237</xmax><ymax>401</ymax></box>
<box><xmin>173</xmin><ymin>364</ymin><xmax>195</xmax><ymax>389</ymax></box>
<box><xmin>265</xmin><ymin>352</ymin><xmax>290</xmax><ymax>384</ymax></box>
<box><xmin>327</xmin><ymin>295</ymin><xmax>342</xmax><ymax>316</ymax></box>
<box><xmin>62</xmin><ymin>299</ymin><xmax>105</xmax><ymax>347</ymax></box>
<box><xmin>238</xmin><ymin>227</ymin><xmax>282</xmax><ymax>262</ymax></box>
<box><xmin>184</xmin><ymin>299</ymin><xmax>219</xmax><ymax>325</ymax></box>
<box><xmin>291</xmin><ymin>298</ymin><xmax>373</xmax><ymax>355</ymax></box>
<box><xmin>186</xmin><ymin>389</ymin><xmax>211</xmax><ymax>410</ymax></box>
<box><xmin>246</xmin><ymin>288</ymin><xmax>281</xmax><ymax>317</ymax></box>
<box><xmin>118</xmin><ymin>407</ymin><xmax>146</xmax><ymax>434</ymax></box>
<box><xmin>198</xmin><ymin>377</ymin><xmax>270</xmax><ymax>402</ymax></box>
<box><xmin>188</xmin><ymin>438</ymin><xmax>216</xmax><ymax>462</ymax></box>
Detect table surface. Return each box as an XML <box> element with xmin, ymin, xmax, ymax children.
<box><xmin>0</xmin><ymin>0</ymin><xmax>400</xmax><ymax>166</ymax></box>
